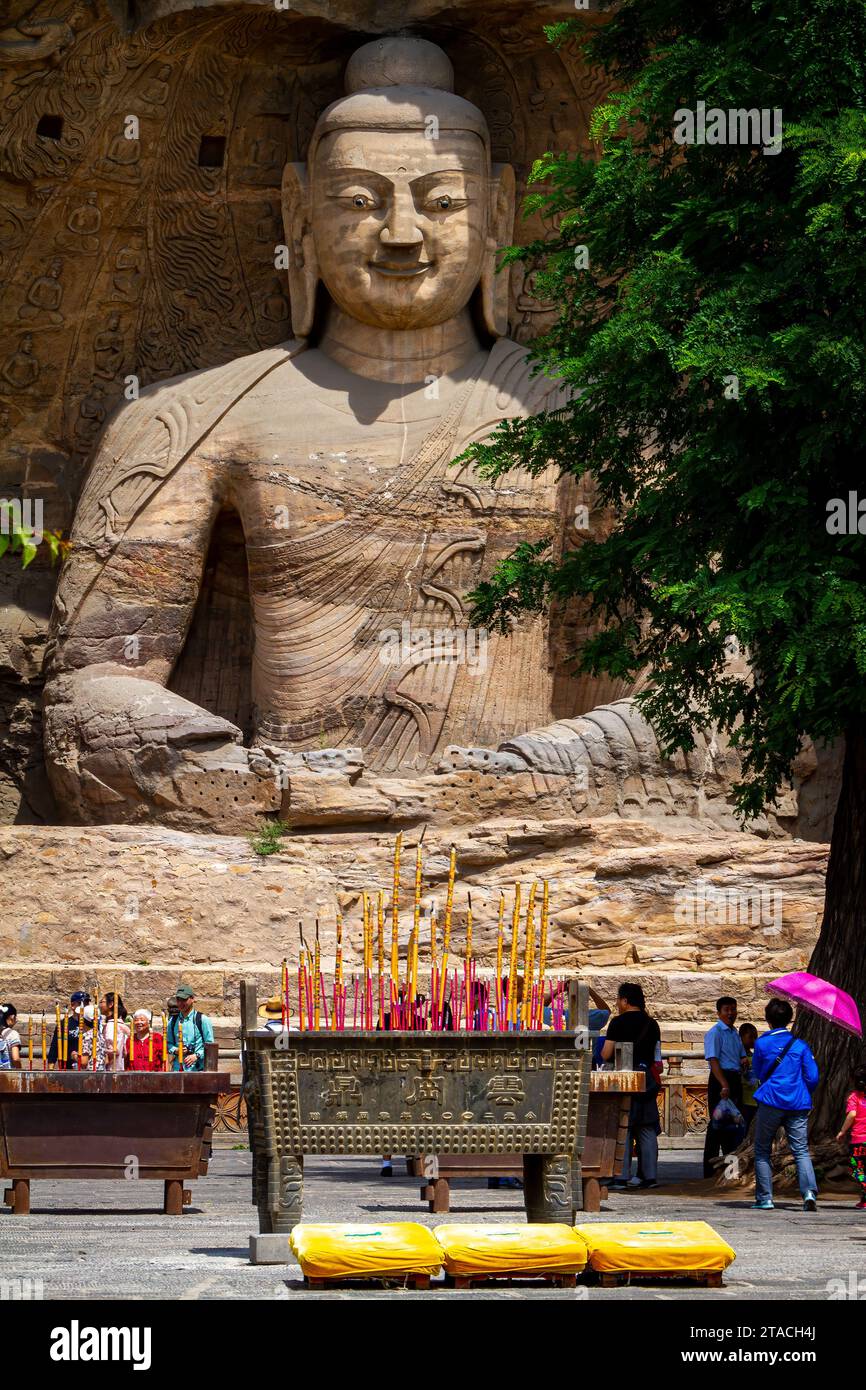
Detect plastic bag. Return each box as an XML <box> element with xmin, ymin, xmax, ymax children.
<box><xmin>575</xmin><ymin>1221</ymin><xmax>736</xmax><ymax>1274</ymax></box>
<box><xmin>290</xmin><ymin>1222</ymin><xmax>442</xmax><ymax>1280</ymax></box>
<box><xmin>712</xmin><ymin>1097</ymin><xmax>745</xmax><ymax>1129</ymax></box>
<box><xmin>434</xmin><ymin>1224</ymin><xmax>588</xmax><ymax>1276</ymax></box>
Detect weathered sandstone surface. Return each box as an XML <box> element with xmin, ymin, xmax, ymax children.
<box><xmin>1</xmin><ymin>817</ymin><xmax>826</xmax><ymax>1038</ymax></box>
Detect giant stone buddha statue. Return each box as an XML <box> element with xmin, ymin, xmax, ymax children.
<box><xmin>44</xmin><ymin>37</ymin><xmax>734</xmax><ymax>831</ymax></box>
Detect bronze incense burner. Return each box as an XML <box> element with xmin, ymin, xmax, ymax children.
<box><xmin>241</xmin><ymin>981</ymin><xmax>591</xmax><ymax>1231</ymax></box>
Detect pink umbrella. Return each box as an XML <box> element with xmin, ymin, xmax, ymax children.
<box><xmin>764</xmin><ymin>971</ymin><xmax>862</xmax><ymax>1038</ymax></box>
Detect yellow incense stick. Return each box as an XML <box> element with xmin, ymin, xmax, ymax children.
<box><xmin>391</xmin><ymin>832</ymin><xmax>401</xmax><ymax>985</ymax></box>
<box><xmin>336</xmin><ymin>910</ymin><xmax>344</xmax><ymax>987</ymax></box>
<box><xmin>162</xmin><ymin>1013</ymin><xmax>168</xmax><ymax>1070</ymax></box>
<box><xmin>443</xmin><ymin>845</ymin><xmax>456</xmax><ymax>954</ymax></box>
<box><xmin>507</xmin><ymin>884</ymin><xmax>521</xmax><ymax>1026</ymax></box>
<box><xmin>148</xmin><ymin>1021</ymin><xmax>153</xmax><ymax>1069</ymax></box>
<box><xmin>92</xmin><ymin>984</ymin><xmax>99</xmax><ymax>1069</ymax></box>
<box><xmin>377</xmin><ymin>891</ymin><xmax>385</xmax><ymax>1029</ymax></box>
<box><xmin>362</xmin><ymin>893</ymin><xmax>370</xmax><ymax>974</ymax></box>
<box><xmin>409</xmin><ymin>842</ymin><xmax>422</xmax><ymax>1003</ymax></box>
<box><xmin>313</xmin><ymin>921</ymin><xmax>321</xmax><ymax>1031</ymax></box>
<box><xmin>495</xmin><ymin>892</ymin><xmax>505</xmax><ymax>1013</ymax></box>
<box><xmin>27</xmin><ymin>1016</ymin><xmax>32</xmax><ymax>1070</ymax></box>
<box><xmin>54</xmin><ymin>1002</ymin><xmax>61</xmax><ymax>1067</ymax></box>
<box><xmin>536</xmin><ymin>880</ymin><xmax>550</xmax><ymax>1028</ymax></box>
<box><xmin>522</xmin><ymin>883</ymin><xmax>537</xmax><ymax>1029</ymax></box>
<box><xmin>466</xmin><ymin>896</ymin><xmax>473</xmax><ymax>964</ymax></box>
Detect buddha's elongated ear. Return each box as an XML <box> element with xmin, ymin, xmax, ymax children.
<box><xmin>480</xmin><ymin>162</ymin><xmax>516</xmax><ymax>339</ymax></box>
<box><xmin>281</xmin><ymin>161</ymin><xmax>318</xmax><ymax>339</ymax></box>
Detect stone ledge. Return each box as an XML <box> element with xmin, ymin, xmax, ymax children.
<box><xmin>0</xmin><ymin>817</ymin><xmax>824</xmax><ymax>1018</ymax></box>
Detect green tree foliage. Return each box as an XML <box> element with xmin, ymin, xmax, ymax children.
<box><xmin>467</xmin><ymin>0</ymin><xmax>866</xmax><ymax>1136</ymax></box>
<box><xmin>469</xmin><ymin>0</ymin><xmax>866</xmax><ymax>822</ymax></box>
<box><xmin>0</xmin><ymin>502</ymin><xmax>67</xmax><ymax>569</ymax></box>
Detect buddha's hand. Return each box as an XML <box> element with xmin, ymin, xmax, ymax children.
<box><xmin>43</xmin><ymin>668</ymin><xmax>281</xmax><ymax>827</ymax></box>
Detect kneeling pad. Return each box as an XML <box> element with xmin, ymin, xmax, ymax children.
<box><xmin>434</xmin><ymin>1223</ymin><xmax>588</xmax><ymax>1276</ymax></box>
<box><xmin>290</xmin><ymin>1222</ymin><xmax>442</xmax><ymax>1280</ymax></box>
<box><xmin>574</xmin><ymin>1221</ymin><xmax>735</xmax><ymax>1274</ymax></box>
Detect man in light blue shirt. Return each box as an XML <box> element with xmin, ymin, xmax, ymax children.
<box><xmin>703</xmin><ymin>996</ymin><xmax>747</xmax><ymax>1176</ymax></box>
<box><xmin>167</xmin><ymin>984</ymin><xmax>214</xmax><ymax>1071</ymax></box>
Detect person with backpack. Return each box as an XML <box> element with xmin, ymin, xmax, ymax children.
<box><xmin>752</xmin><ymin>997</ymin><xmax>820</xmax><ymax>1211</ymax></box>
<box><xmin>601</xmin><ymin>982</ymin><xmax>662</xmax><ymax>1189</ymax></box>
<box><xmin>167</xmin><ymin>985</ymin><xmax>214</xmax><ymax>1071</ymax></box>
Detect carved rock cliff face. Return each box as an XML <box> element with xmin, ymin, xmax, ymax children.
<box><xmin>0</xmin><ymin>0</ymin><xmax>616</xmax><ymax>820</ymax></box>
<box><xmin>0</xmin><ymin>816</ymin><xmax>826</xmax><ymax>1023</ymax></box>
<box><xmin>0</xmin><ymin>2</ymin><xmax>841</xmax><ymax>1010</ymax></box>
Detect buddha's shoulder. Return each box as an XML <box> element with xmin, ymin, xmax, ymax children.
<box><xmin>477</xmin><ymin>337</ymin><xmax>569</xmax><ymax>417</ymax></box>
<box><xmin>99</xmin><ymin>340</ymin><xmax>306</xmax><ymax>444</ymax></box>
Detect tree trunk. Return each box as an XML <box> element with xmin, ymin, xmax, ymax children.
<box><xmin>796</xmin><ymin>719</ymin><xmax>866</xmax><ymax>1143</ymax></box>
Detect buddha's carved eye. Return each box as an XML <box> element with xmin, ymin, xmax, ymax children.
<box><xmin>352</xmin><ymin>194</ymin><xmax>372</xmax><ymax>210</ymax></box>
<box><xmin>433</xmin><ymin>195</ymin><xmax>452</xmax><ymax>211</ymax></box>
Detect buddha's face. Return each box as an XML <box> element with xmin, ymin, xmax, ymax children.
<box><xmin>311</xmin><ymin>129</ymin><xmax>489</xmax><ymax>331</ymax></box>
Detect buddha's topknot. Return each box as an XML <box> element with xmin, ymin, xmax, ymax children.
<box><xmin>344</xmin><ymin>36</ymin><xmax>455</xmax><ymax>95</ymax></box>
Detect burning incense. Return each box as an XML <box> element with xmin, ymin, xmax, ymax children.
<box><xmin>162</xmin><ymin>1014</ymin><xmax>168</xmax><ymax>1071</ymax></box>
<box><xmin>495</xmin><ymin>892</ymin><xmax>505</xmax><ymax>1025</ymax></box>
<box><xmin>27</xmin><ymin>1015</ymin><xmax>32</xmax><ymax>1070</ymax></box>
<box><xmin>443</xmin><ymin>845</ymin><xmax>456</xmax><ymax>955</ymax></box>
<box><xmin>507</xmin><ymin>884</ymin><xmax>521</xmax><ymax>1027</ymax></box>
<box><xmin>313</xmin><ymin>920</ymin><xmax>321</xmax><ymax>1032</ymax></box>
<box><xmin>54</xmin><ymin>1002</ymin><xmax>61</xmax><ymax>1067</ymax></box>
<box><xmin>60</xmin><ymin>1014</ymin><xmax>67</xmax><ymax>1067</ymax></box>
<box><xmin>536</xmin><ymin>880</ymin><xmax>550</xmax><ymax>1029</ymax></box>
<box><xmin>91</xmin><ymin>986</ymin><xmax>98</xmax><ymax>1069</ymax></box>
<box><xmin>409</xmin><ymin>842</ymin><xmax>422</xmax><ymax>1003</ymax></box>
<box><xmin>336</xmin><ymin>910</ymin><xmax>344</xmax><ymax>987</ymax></box>
<box><xmin>391</xmin><ymin>832</ymin><xmax>401</xmax><ymax>986</ymax></box>
<box><xmin>377</xmin><ymin>891</ymin><xmax>385</xmax><ymax>1030</ymax></box>
<box><xmin>148</xmin><ymin>1021</ymin><xmax>153</xmax><ymax>1068</ymax></box>
<box><xmin>522</xmin><ymin>884</ymin><xmax>537</xmax><ymax>1029</ymax></box>
<box><xmin>41</xmin><ymin>1012</ymin><xmax>46</xmax><ymax>1071</ymax></box>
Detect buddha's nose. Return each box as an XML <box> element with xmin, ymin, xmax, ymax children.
<box><xmin>380</xmin><ymin>197</ymin><xmax>423</xmax><ymax>248</ymax></box>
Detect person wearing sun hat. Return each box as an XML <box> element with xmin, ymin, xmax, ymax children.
<box><xmin>257</xmin><ymin>994</ymin><xmax>287</xmax><ymax>1034</ymax></box>
<box><xmin>166</xmin><ymin>984</ymin><xmax>214</xmax><ymax>1071</ymax></box>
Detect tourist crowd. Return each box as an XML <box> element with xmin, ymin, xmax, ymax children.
<box><xmin>589</xmin><ymin>983</ymin><xmax>865</xmax><ymax>1212</ymax></box>
<box><xmin>0</xmin><ymin>985</ymin><xmax>213</xmax><ymax>1072</ymax></box>
<box><xmin>6</xmin><ymin>974</ymin><xmax>864</xmax><ymax>1212</ymax></box>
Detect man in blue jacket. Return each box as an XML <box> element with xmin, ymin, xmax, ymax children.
<box><xmin>752</xmin><ymin>997</ymin><xmax>820</xmax><ymax>1211</ymax></box>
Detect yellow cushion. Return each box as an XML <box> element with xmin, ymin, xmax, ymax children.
<box><xmin>434</xmin><ymin>1223</ymin><xmax>588</xmax><ymax>1276</ymax></box>
<box><xmin>290</xmin><ymin>1222</ymin><xmax>442</xmax><ymax>1280</ymax></box>
<box><xmin>575</xmin><ymin>1221</ymin><xmax>736</xmax><ymax>1274</ymax></box>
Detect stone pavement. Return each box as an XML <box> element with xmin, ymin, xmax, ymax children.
<box><xmin>1</xmin><ymin>1150</ymin><xmax>862</xmax><ymax>1301</ymax></box>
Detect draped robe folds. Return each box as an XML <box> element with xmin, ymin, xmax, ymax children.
<box><xmin>47</xmin><ymin>337</ymin><xmax>578</xmax><ymax>776</ymax></box>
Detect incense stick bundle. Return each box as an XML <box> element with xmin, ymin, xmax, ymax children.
<box><xmin>391</xmin><ymin>832</ymin><xmax>401</xmax><ymax>988</ymax></box>
<box><xmin>313</xmin><ymin>921</ymin><xmax>321</xmax><ymax>1032</ymax></box>
<box><xmin>521</xmin><ymin>884</ymin><xmax>537</xmax><ymax>1029</ymax></box>
<box><xmin>536</xmin><ymin>880</ymin><xmax>550</xmax><ymax>1030</ymax></box>
<box><xmin>507</xmin><ymin>884</ymin><xmax>521</xmax><ymax>1027</ymax></box>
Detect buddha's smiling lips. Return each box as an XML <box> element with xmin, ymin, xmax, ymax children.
<box><xmin>369</xmin><ymin>260</ymin><xmax>433</xmax><ymax>278</ymax></box>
